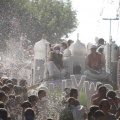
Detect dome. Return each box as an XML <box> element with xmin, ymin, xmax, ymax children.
<box><xmin>34</xmin><ymin>39</ymin><xmax>50</xmax><ymax>60</ymax></box>
<box><xmin>63</xmin><ymin>48</ymin><xmax>71</xmax><ymax>57</ymax></box>
<box><xmin>69</xmin><ymin>40</ymin><xmax>86</xmax><ymax>56</ymax></box>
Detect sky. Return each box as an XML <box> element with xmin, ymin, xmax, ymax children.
<box><xmin>69</xmin><ymin>0</ymin><xmax>120</xmax><ymax>45</ymax></box>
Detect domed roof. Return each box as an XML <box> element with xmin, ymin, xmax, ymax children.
<box><xmin>69</xmin><ymin>40</ymin><xmax>86</xmax><ymax>56</ymax></box>
<box><xmin>63</xmin><ymin>48</ymin><xmax>71</xmax><ymax>57</ymax></box>
<box><xmin>34</xmin><ymin>39</ymin><xmax>50</xmax><ymax>60</ymax></box>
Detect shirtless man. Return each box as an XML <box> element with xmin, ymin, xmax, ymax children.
<box><xmin>84</xmin><ymin>45</ymin><xmax>108</xmax><ymax>81</ymax></box>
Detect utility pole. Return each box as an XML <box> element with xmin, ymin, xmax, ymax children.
<box><xmin>103</xmin><ymin>17</ymin><xmax>119</xmax><ymax>78</ymax></box>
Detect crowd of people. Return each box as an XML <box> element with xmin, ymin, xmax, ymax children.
<box><xmin>0</xmin><ymin>77</ymin><xmax>120</xmax><ymax>120</ymax></box>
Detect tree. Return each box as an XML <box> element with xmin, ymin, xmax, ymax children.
<box><xmin>0</xmin><ymin>0</ymin><xmax>77</xmax><ymax>44</ymax></box>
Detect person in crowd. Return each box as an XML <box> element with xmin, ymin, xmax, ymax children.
<box><xmin>69</xmin><ymin>89</ymin><xmax>87</xmax><ymax>120</ymax></box>
<box><xmin>11</xmin><ymin>78</ymin><xmax>17</xmax><ymax>85</ymax></box>
<box><xmin>59</xmin><ymin>97</ymin><xmax>74</xmax><ymax>120</ymax></box>
<box><xmin>88</xmin><ymin>105</ymin><xmax>99</xmax><ymax>120</ymax></box>
<box><xmin>2</xmin><ymin>78</ymin><xmax>8</xmax><ymax>85</ymax></box>
<box><xmin>0</xmin><ymin>91</ymin><xmax>8</xmax><ymax>105</ymax></box>
<box><xmin>14</xmin><ymin>85</ymin><xmax>23</xmax><ymax>96</ymax></box>
<box><xmin>60</xmin><ymin>41</ymin><xmax>68</xmax><ymax>53</ymax></box>
<box><xmin>67</xmin><ymin>39</ymin><xmax>74</xmax><ymax>47</ymax></box>
<box><xmin>24</xmin><ymin>108</ymin><xmax>35</xmax><ymax>120</ymax></box>
<box><xmin>92</xmin><ymin>85</ymin><xmax>116</xmax><ymax>114</ymax></box>
<box><xmin>1</xmin><ymin>85</ymin><xmax>10</xmax><ymax>95</ymax></box>
<box><xmin>21</xmin><ymin>101</ymin><xmax>32</xmax><ymax>120</ymax></box>
<box><xmin>46</xmin><ymin>44</ymin><xmax>66</xmax><ymax>79</ymax></box>
<box><xmin>94</xmin><ymin>110</ymin><xmax>105</xmax><ymax>120</ymax></box>
<box><xmin>116</xmin><ymin>107</ymin><xmax>120</xmax><ymax>119</ymax></box>
<box><xmin>15</xmin><ymin>95</ymin><xmax>23</xmax><ymax>120</ymax></box>
<box><xmin>22</xmin><ymin>86</ymin><xmax>28</xmax><ymax>101</ymax></box>
<box><xmin>7</xmin><ymin>83</ymin><xmax>14</xmax><ymax>94</ymax></box>
<box><xmin>99</xmin><ymin>99</ymin><xmax>116</xmax><ymax>120</ymax></box>
<box><xmin>7</xmin><ymin>95</ymin><xmax>16</xmax><ymax>120</ymax></box>
<box><xmin>0</xmin><ymin>108</ymin><xmax>8</xmax><ymax>120</ymax></box>
<box><xmin>37</xmin><ymin>89</ymin><xmax>50</xmax><ymax>120</ymax></box>
<box><xmin>107</xmin><ymin>90</ymin><xmax>120</xmax><ymax>108</ymax></box>
<box><xmin>84</xmin><ymin>45</ymin><xmax>108</xmax><ymax>81</ymax></box>
<box><xmin>70</xmin><ymin>88</ymin><xmax>79</xmax><ymax>99</ymax></box>
<box><xmin>20</xmin><ymin>79</ymin><xmax>27</xmax><ymax>87</ymax></box>
<box><xmin>91</xmin><ymin>83</ymin><xmax>103</xmax><ymax>103</ymax></box>
<box><xmin>6</xmin><ymin>80</ymin><xmax>13</xmax><ymax>84</ymax></box>
<box><xmin>28</xmin><ymin>95</ymin><xmax>38</xmax><ymax>118</ymax></box>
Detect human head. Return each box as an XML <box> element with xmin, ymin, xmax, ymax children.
<box><xmin>98</xmin><ymin>86</ymin><xmax>107</xmax><ymax>98</ymax></box>
<box><xmin>99</xmin><ymin>99</ymin><xmax>111</xmax><ymax>113</ymax></box>
<box><xmin>38</xmin><ymin>90</ymin><xmax>46</xmax><ymax>100</ymax></box>
<box><xmin>96</xmin><ymin>83</ymin><xmax>103</xmax><ymax>91</ymax></box>
<box><xmin>106</xmin><ymin>90</ymin><xmax>116</xmax><ymax>101</ymax></box>
<box><xmin>0</xmin><ymin>108</ymin><xmax>8</xmax><ymax>120</ymax></box>
<box><xmin>88</xmin><ymin>105</ymin><xmax>99</xmax><ymax>119</ymax></box>
<box><xmin>14</xmin><ymin>85</ymin><xmax>22</xmax><ymax>95</ymax></box>
<box><xmin>61</xmin><ymin>41</ymin><xmax>68</xmax><ymax>52</ymax></box>
<box><xmin>1</xmin><ymin>85</ymin><xmax>10</xmax><ymax>95</ymax></box>
<box><xmin>11</xmin><ymin>78</ymin><xmax>17</xmax><ymax>85</ymax></box>
<box><xmin>94</xmin><ymin>110</ymin><xmax>105</xmax><ymax>120</ymax></box>
<box><xmin>21</xmin><ymin>101</ymin><xmax>32</xmax><ymax>111</ymax></box>
<box><xmin>7</xmin><ymin>83</ymin><xmax>14</xmax><ymax>94</ymax></box>
<box><xmin>19</xmin><ymin>79</ymin><xmax>27</xmax><ymax>87</ymax></box>
<box><xmin>67</xmin><ymin>97</ymin><xmax>76</xmax><ymax>106</ymax></box>
<box><xmin>28</xmin><ymin>95</ymin><xmax>38</xmax><ymax>107</ymax></box>
<box><xmin>0</xmin><ymin>91</ymin><xmax>7</xmax><ymax>103</ymax></box>
<box><xmin>70</xmin><ymin>88</ymin><xmax>78</xmax><ymax>99</ymax></box>
<box><xmin>90</xmin><ymin>45</ymin><xmax>97</xmax><ymax>54</ymax></box>
<box><xmin>98</xmin><ymin>38</ymin><xmax>104</xmax><ymax>46</ymax></box>
<box><xmin>67</xmin><ymin>39</ymin><xmax>74</xmax><ymax>47</ymax></box>
<box><xmin>53</xmin><ymin>44</ymin><xmax>60</xmax><ymax>54</ymax></box>
<box><xmin>24</xmin><ymin>108</ymin><xmax>35</xmax><ymax>120</ymax></box>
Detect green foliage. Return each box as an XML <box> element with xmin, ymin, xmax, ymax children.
<box><xmin>0</xmin><ymin>0</ymin><xmax>78</xmax><ymax>44</ymax></box>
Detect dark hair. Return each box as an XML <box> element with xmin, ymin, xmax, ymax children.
<box><xmin>9</xmin><ymin>94</ymin><xmax>15</xmax><ymax>100</ymax></box>
<box><xmin>14</xmin><ymin>85</ymin><xmax>22</xmax><ymax>95</ymax></box>
<box><xmin>67</xmin><ymin>97</ymin><xmax>76</xmax><ymax>103</ymax></box>
<box><xmin>0</xmin><ymin>102</ymin><xmax>4</xmax><ymax>108</ymax></box>
<box><xmin>107</xmin><ymin>90</ymin><xmax>116</xmax><ymax>101</ymax></box>
<box><xmin>6</xmin><ymin>80</ymin><xmax>13</xmax><ymax>84</ymax></box>
<box><xmin>99</xmin><ymin>99</ymin><xmax>111</xmax><ymax>109</ymax></box>
<box><xmin>2</xmin><ymin>78</ymin><xmax>8</xmax><ymax>85</ymax></box>
<box><xmin>19</xmin><ymin>79</ymin><xmax>27</xmax><ymax>86</ymax></box>
<box><xmin>94</xmin><ymin>110</ymin><xmax>104</xmax><ymax>118</ymax></box>
<box><xmin>1</xmin><ymin>86</ymin><xmax>10</xmax><ymax>93</ymax></box>
<box><xmin>0</xmin><ymin>91</ymin><xmax>6</xmax><ymax>100</ymax></box>
<box><xmin>0</xmin><ymin>108</ymin><xmax>8</xmax><ymax>120</ymax></box>
<box><xmin>61</xmin><ymin>41</ymin><xmax>68</xmax><ymax>49</ymax></box>
<box><xmin>7</xmin><ymin>83</ymin><xmax>14</xmax><ymax>89</ymax></box>
<box><xmin>70</xmin><ymin>88</ymin><xmax>78</xmax><ymax>97</ymax></box>
<box><xmin>98</xmin><ymin>86</ymin><xmax>106</xmax><ymax>92</ymax></box>
<box><xmin>22</xmin><ymin>86</ymin><xmax>28</xmax><ymax>93</ymax></box>
<box><xmin>11</xmin><ymin>78</ymin><xmax>17</xmax><ymax>83</ymax></box>
<box><xmin>24</xmin><ymin>108</ymin><xmax>35</xmax><ymax>120</ymax></box>
<box><xmin>21</xmin><ymin>101</ymin><xmax>32</xmax><ymax>109</ymax></box>
<box><xmin>38</xmin><ymin>90</ymin><xmax>46</xmax><ymax>96</ymax></box>
<box><xmin>96</xmin><ymin>83</ymin><xmax>103</xmax><ymax>90</ymax></box>
<box><xmin>28</xmin><ymin>95</ymin><xmax>38</xmax><ymax>103</ymax></box>
<box><xmin>88</xmin><ymin>105</ymin><xmax>99</xmax><ymax>119</ymax></box>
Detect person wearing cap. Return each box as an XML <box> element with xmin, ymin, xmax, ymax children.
<box><xmin>46</xmin><ymin>44</ymin><xmax>67</xmax><ymax>79</ymax></box>
<box><xmin>84</xmin><ymin>45</ymin><xmax>108</xmax><ymax>81</ymax></box>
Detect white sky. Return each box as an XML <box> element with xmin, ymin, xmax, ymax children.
<box><xmin>69</xmin><ymin>0</ymin><xmax>120</xmax><ymax>45</ymax></box>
